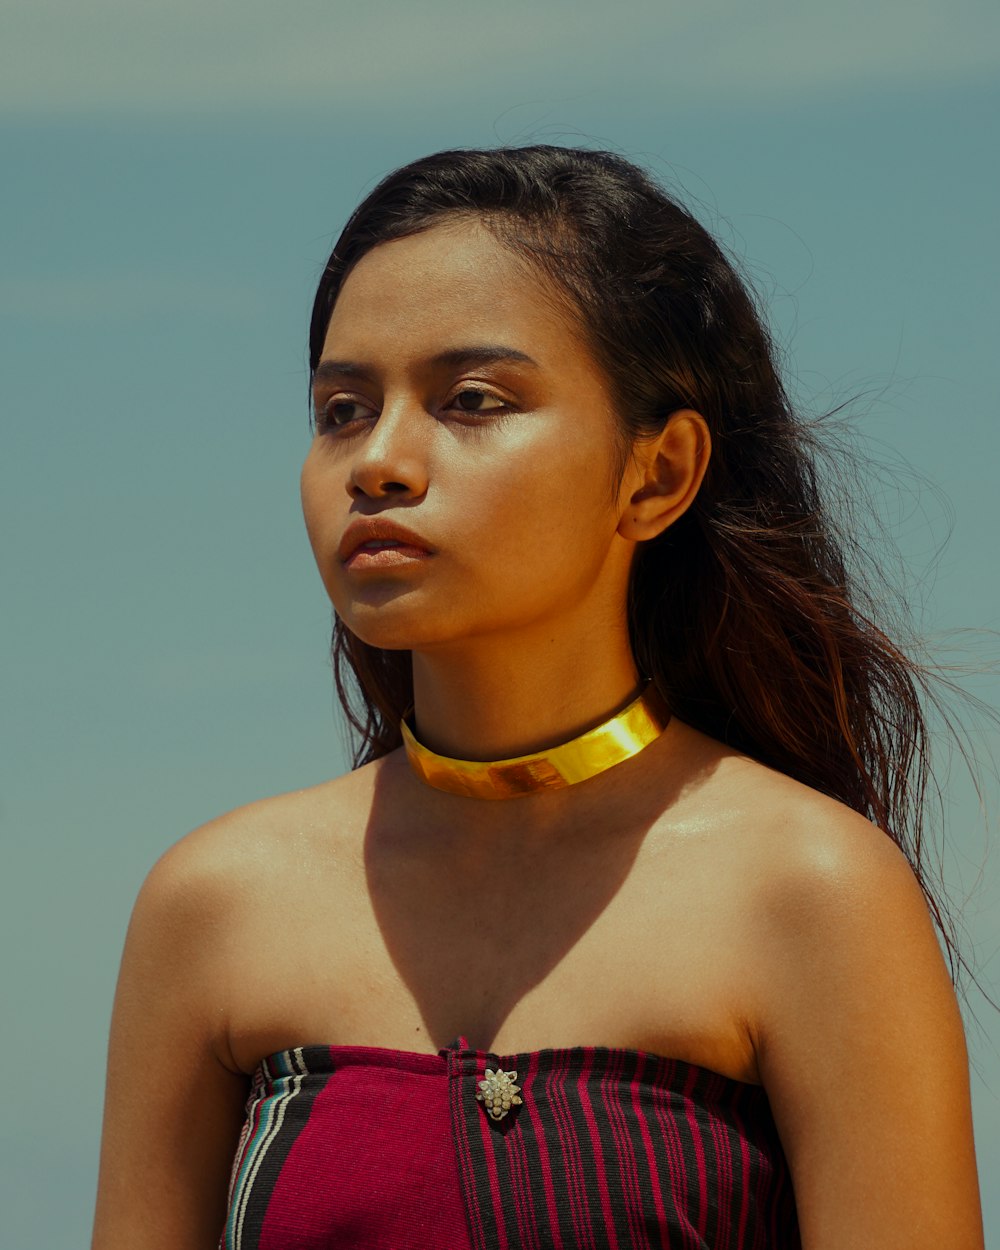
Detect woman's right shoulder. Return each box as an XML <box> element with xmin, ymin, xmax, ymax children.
<box><xmin>135</xmin><ymin>758</ymin><xmax>386</xmax><ymax>928</ymax></box>
<box><xmin>92</xmin><ymin>766</ymin><xmax>393</xmax><ymax>1247</ymax></box>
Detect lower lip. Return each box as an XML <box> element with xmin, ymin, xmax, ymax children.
<box><xmin>344</xmin><ymin>544</ymin><xmax>434</xmax><ymax>569</ymax></box>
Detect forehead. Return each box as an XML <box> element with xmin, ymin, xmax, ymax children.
<box><xmin>321</xmin><ymin>218</ymin><xmax>590</xmax><ymax>364</ymax></box>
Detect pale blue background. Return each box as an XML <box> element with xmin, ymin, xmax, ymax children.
<box><xmin>2</xmin><ymin>2</ymin><xmax>998</xmax><ymax>1245</ymax></box>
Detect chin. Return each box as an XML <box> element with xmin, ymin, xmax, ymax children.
<box><xmin>337</xmin><ymin>596</ymin><xmax>464</xmax><ymax>653</ymax></box>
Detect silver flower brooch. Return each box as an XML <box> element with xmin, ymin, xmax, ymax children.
<box><xmin>476</xmin><ymin>1067</ymin><xmax>523</xmax><ymax>1120</ymax></box>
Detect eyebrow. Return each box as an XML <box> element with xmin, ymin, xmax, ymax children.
<box><xmin>312</xmin><ymin>345</ymin><xmax>540</xmax><ymax>389</ymax></box>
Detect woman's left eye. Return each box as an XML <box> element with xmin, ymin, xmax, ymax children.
<box><xmin>448</xmin><ymin>388</ymin><xmax>509</xmax><ymax>414</ymax></box>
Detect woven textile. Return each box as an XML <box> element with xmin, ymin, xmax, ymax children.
<box><xmin>220</xmin><ymin>1036</ymin><xmax>801</xmax><ymax>1249</ymax></box>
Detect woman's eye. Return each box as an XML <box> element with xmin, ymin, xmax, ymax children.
<box><xmin>449</xmin><ymin>388</ymin><xmax>507</xmax><ymax>414</ymax></box>
<box><xmin>315</xmin><ymin>388</ymin><xmax>510</xmax><ymax>430</ymax></box>
<box><xmin>317</xmin><ymin>397</ymin><xmax>371</xmax><ymax>428</ymax></box>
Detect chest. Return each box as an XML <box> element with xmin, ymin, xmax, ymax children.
<box><xmin>225</xmin><ymin>818</ymin><xmax>765</xmax><ymax>1086</ymax></box>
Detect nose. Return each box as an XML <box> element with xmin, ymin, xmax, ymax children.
<box><xmin>347</xmin><ymin>401</ymin><xmax>430</xmax><ymax>501</ymax></box>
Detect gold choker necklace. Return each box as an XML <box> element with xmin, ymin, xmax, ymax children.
<box><xmin>399</xmin><ymin>684</ymin><xmax>670</xmax><ymax>800</ymax></box>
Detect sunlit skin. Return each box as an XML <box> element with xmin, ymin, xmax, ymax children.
<box><xmin>90</xmin><ymin>217</ymin><xmax>985</xmax><ymax>1249</ymax></box>
<box><xmin>301</xmin><ymin>216</ymin><xmax>710</xmax><ymax>770</ymax></box>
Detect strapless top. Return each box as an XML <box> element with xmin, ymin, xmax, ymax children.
<box><xmin>219</xmin><ymin>1036</ymin><xmax>801</xmax><ymax>1249</ymax></box>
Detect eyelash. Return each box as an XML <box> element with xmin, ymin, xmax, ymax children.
<box><xmin>314</xmin><ymin>386</ymin><xmax>515</xmax><ymax>433</ymax></box>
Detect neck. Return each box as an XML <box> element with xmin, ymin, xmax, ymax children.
<box><xmin>408</xmin><ymin>627</ymin><xmax>645</xmax><ymax>763</ymax></box>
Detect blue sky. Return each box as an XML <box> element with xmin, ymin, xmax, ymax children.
<box><xmin>2</xmin><ymin>2</ymin><xmax>999</xmax><ymax>1244</ymax></box>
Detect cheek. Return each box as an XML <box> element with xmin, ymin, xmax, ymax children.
<box><xmin>458</xmin><ymin>438</ymin><xmax>618</xmax><ymax>579</ymax></box>
<box><xmin>299</xmin><ymin>463</ymin><xmax>321</xmax><ymax>548</ymax></box>
<box><xmin>299</xmin><ymin>454</ymin><xmax>341</xmax><ymax>574</ymax></box>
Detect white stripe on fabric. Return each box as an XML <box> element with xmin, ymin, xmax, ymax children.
<box><xmin>228</xmin><ymin>1048</ymin><xmax>308</xmax><ymax>1250</ymax></box>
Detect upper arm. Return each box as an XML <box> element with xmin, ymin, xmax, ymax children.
<box><xmin>92</xmin><ymin>827</ymin><xmax>251</xmax><ymax>1250</ymax></box>
<box><xmin>750</xmin><ymin>810</ymin><xmax>984</xmax><ymax>1250</ymax></box>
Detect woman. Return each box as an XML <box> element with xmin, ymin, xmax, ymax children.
<box><xmin>92</xmin><ymin>146</ymin><xmax>986</xmax><ymax>1249</ymax></box>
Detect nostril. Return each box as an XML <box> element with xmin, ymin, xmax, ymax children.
<box><xmin>349</xmin><ymin>478</ymin><xmax>413</xmax><ymax>500</ymax></box>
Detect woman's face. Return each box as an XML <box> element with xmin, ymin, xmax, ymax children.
<box><xmin>301</xmin><ymin>216</ymin><xmax>639</xmax><ymax>654</ymax></box>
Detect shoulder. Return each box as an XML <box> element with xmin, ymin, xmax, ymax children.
<box><xmin>763</xmin><ymin>796</ymin><xmax>953</xmax><ymax>1061</ymax></box>
<box><xmin>742</xmin><ymin>768</ymin><xmax>925</xmax><ymax>922</ymax></box>
<box><xmin>741</xmin><ymin>772</ymin><xmax>960</xmax><ymax>1068</ymax></box>
<box><xmin>706</xmin><ymin>748</ymin><xmax>944</xmax><ymax>1001</ymax></box>
<box><xmin>736</xmin><ymin>766</ymin><xmax>938</xmax><ymax>966</ymax></box>
<box><xmin>117</xmin><ymin>763</ymin><xmax>386</xmax><ymax>1070</ymax></box>
<box><xmin>676</xmin><ymin>732</ymin><xmax>955</xmax><ymax>1051</ymax></box>
<box><xmin>675</xmin><ymin>727</ymin><xmax>925</xmax><ymax>908</ymax></box>
<box><xmin>706</xmin><ymin>766</ymin><xmax>981</xmax><ymax>1243</ymax></box>
<box><xmin>130</xmin><ymin>760</ymin><xmax>384</xmax><ymax>948</ymax></box>
<box><xmin>667</xmin><ymin>723</ymin><xmax>921</xmax><ymax>908</ymax></box>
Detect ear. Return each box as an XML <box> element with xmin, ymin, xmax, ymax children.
<box><xmin>617</xmin><ymin>409</ymin><xmax>711</xmax><ymax>543</ymax></box>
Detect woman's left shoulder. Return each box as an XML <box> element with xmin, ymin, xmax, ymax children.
<box><xmin>767</xmin><ymin>777</ymin><xmax>922</xmax><ymax>923</ymax></box>
<box><xmin>716</xmin><ymin>750</ymin><xmax>963</xmax><ymax>1091</ymax></box>
<box><xmin>714</xmin><ymin>762</ymin><xmax>981</xmax><ymax>1246</ymax></box>
<box><xmin>661</xmin><ymin>723</ymin><xmax>923</xmax><ymax>921</ymax></box>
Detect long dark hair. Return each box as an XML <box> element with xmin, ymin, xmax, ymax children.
<box><xmin>307</xmin><ymin>145</ymin><xmax>991</xmax><ymax>1002</ymax></box>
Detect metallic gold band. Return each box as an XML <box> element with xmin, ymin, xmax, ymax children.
<box><xmin>399</xmin><ymin>683</ymin><xmax>670</xmax><ymax>799</ymax></box>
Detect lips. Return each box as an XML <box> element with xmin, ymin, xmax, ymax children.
<box><xmin>339</xmin><ymin>517</ymin><xmax>435</xmax><ymax>563</ymax></box>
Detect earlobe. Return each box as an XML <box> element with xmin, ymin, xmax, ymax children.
<box><xmin>618</xmin><ymin>409</ymin><xmax>711</xmax><ymax>543</ymax></box>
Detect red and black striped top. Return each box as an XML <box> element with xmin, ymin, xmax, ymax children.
<box><xmin>220</xmin><ymin>1036</ymin><xmax>801</xmax><ymax>1249</ymax></box>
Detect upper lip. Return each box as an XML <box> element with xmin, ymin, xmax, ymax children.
<box><xmin>339</xmin><ymin>516</ymin><xmax>435</xmax><ymax>562</ymax></box>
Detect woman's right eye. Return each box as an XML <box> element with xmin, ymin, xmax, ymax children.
<box><xmin>316</xmin><ymin>397</ymin><xmax>373</xmax><ymax>429</ymax></box>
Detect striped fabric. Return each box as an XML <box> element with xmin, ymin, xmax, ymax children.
<box><xmin>219</xmin><ymin>1037</ymin><xmax>801</xmax><ymax>1249</ymax></box>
